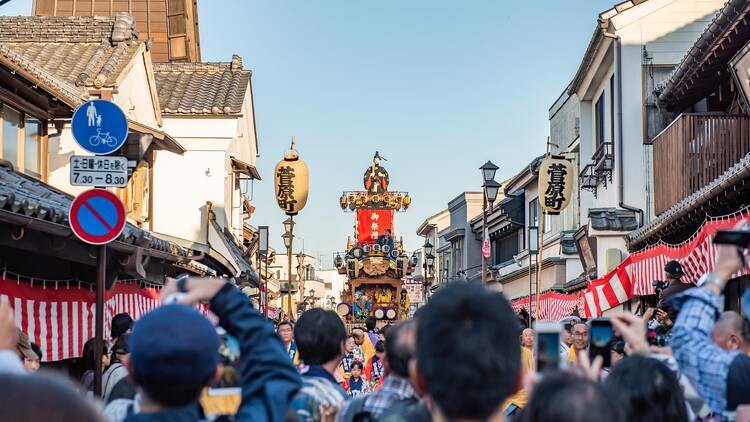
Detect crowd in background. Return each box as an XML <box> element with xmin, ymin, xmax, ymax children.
<box><xmin>0</xmin><ymin>231</ymin><xmax>749</xmax><ymax>421</ymax></box>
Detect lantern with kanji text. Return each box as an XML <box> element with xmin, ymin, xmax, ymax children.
<box><xmin>538</xmin><ymin>155</ymin><xmax>573</xmax><ymax>215</ymax></box>
<box><xmin>274</xmin><ymin>138</ymin><xmax>309</xmax><ymax>216</ymax></box>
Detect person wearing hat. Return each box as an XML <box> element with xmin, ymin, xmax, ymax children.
<box><xmin>104</xmin><ymin>276</ymin><xmax>300</xmax><ymax>422</ymax></box>
<box><xmin>643</xmin><ymin>261</ymin><xmax>693</xmax><ymax>337</ymax></box>
<box><xmin>659</xmin><ymin>260</ymin><xmax>694</xmax><ymax>304</ymax></box>
<box><xmin>559</xmin><ymin>316</ymin><xmax>580</xmax><ymax>357</ymax></box>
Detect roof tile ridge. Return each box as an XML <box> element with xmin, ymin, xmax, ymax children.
<box><xmin>77</xmin><ymin>40</ymin><xmax>110</xmax><ymax>87</ymax></box>
<box><xmin>0</xmin><ymin>43</ymin><xmax>85</xmax><ymax>105</ymax></box>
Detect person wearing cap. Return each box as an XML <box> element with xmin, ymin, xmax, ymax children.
<box><xmin>559</xmin><ymin>316</ymin><xmax>580</xmax><ymax>356</ymax></box>
<box><xmin>660</xmin><ymin>260</ymin><xmax>693</xmax><ymax>301</ymax></box>
<box><xmin>104</xmin><ymin>276</ymin><xmax>301</xmax><ymax>422</ymax></box>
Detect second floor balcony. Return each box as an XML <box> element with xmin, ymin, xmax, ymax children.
<box><xmin>653</xmin><ymin>113</ymin><xmax>750</xmax><ymax>214</ymax></box>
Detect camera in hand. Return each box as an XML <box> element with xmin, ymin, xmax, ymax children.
<box><xmin>651</xmin><ymin>279</ymin><xmax>669</xmax><ymax>297</ymax></box>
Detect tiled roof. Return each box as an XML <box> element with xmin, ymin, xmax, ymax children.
<box><xmin>0</xmin><ymin>14</ymin><xmax>142</xmax><ymax>107</ymax></box>
<box><xmin>589</xmin><ymin>208</ymin><xmax>639</xmax><ymax>231</ymax></box>
<box><xmin>658</xmin><ymin>0</ymin><xmax>750</xmax><ymax>111</ymax></box>
<box><xmin>153</xmin><ymin>55</ymin><xmax>251</xmax><ymax>115</ymax></box>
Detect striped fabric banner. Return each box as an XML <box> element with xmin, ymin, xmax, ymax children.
<box><xmin>582</xmin><ymin>211</ymin><xmax>750</xmax><ymax>317</ymax></box>
<box><xmin>510</xmin><ymin>291</ymin><xmax>584</xmax><ymax>321</ymax></box>
<box><xmin>0</xmin><ymin>279</ymin><xmax>214</xmax><ymax>362</ymax></box>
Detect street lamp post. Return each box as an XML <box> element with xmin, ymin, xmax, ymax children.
<box><xmin>528</xmin><ymin>226</ymin><xmax>539</xmax><ymax>326</ymax></box>
<box><xmin>422</xmin><ymin>238</ymin><xmax>434</xmax><ymax>303</ymax></box>
<box><xmin>258</xmin><ymin>226</ymin><xmax>269</xmax><ymax>318</ymax></box>
<box><xmin>479</xmin><ymin>161</ymin><xmax>500</xmax><ymax>283</ymax></box>
<box><xmin>274</xmin><ymin>137</ymin><xmax>309</xmax><ymax>320</ymax></box>
<box><xmin>282</xmin><ymin>218</ymin><xmax>294</xmax><ymax>319</ymax></box>
<box><xmin>297</xmin><ymin>251</ymin><xmax>305</xmax><ymax>304</ymax></box>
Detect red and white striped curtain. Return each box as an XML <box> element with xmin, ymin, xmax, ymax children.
<box><xmin>510</xmin><ymin>291</ymin><xmax>584</xmax><ymax>321</ymax></box>
<box><xmin>583</xmin><ymin>210</ymin><xmax>750</xmax><ymax>317</ymax></box>
<box><xmin>0</xmin><ymin>278</ymin><xmax>214</xmax><ymax>362</ymax></box>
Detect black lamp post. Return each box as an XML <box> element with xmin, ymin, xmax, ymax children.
<box><xmin>479</xmin><ymin>161</ymin><xmax>500</xmax><ymax>283</ymax></box>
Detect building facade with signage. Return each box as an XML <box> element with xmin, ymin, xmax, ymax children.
<box><xmin>567</xmin><ymin>0</ymin><xmax>725</xmax><ymax>282</ymax></box>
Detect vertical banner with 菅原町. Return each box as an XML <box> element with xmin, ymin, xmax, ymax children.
<box><xmin>357</xmin><ymin>209</ymin><xmax>394</xmax><ymax>244</ymax></box>
<box><xmin>538</xmin><ymin>156</ymin><xmax>574</xmax><ymax>215</ymax></box>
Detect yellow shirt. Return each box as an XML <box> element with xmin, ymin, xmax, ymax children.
<box><xmin>502</xmin><ymin>346</ymin><xmax>534</xmax><ymax>409</ymax></box>
<box><xmin>568</xmin><ymin>346</ymin><xmax>577</xmax><ymax>365</ymax></box>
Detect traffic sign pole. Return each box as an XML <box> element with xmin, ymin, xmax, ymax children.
<box><xmin>71</xmin><ymin>99</ymin><xmax>129</xmax><ymax>398</ymax></box>
<box><xmin>93</xmin><ymin>245</ymin><xmax>106</xmax><ymax>398</ymax></box>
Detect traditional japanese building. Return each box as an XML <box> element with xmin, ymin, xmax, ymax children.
<box><xmin>32</xmin><ymin>0</ymin><xmax>201</xmax><ymax>62</ymax></box>
<box><xmin>0</xmin><ymin>15</ymin><xmax>257</xmax><ymax>363</ymax></box>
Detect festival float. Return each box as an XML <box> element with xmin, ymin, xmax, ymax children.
<box><xmin>334</xmin><ymin>153</ymin><xmax>416</xmax><ymax>327</ymax></box>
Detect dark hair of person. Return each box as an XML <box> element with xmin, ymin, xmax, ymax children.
<box><xmin>375</xmin><ymin>340</ymin><xmax>385</xmax><ymax>353</ymax></box>
<box><xmin>385</xmin><ymin>320</ymin><xmax>415</xmax><ymax>378</ymax></box>
<box><xmin>295</xmin><ymin>308</ymin><xmax>346</xmax><ymax>365</ymax></box>
<box><xmin>132</xmin><ymin>369</ymin><xmax>214</xmax><ymax>408</ymax></box>
<box><xmin>604</xmin><ymin>356</ymin><xmax>687</xmax><ymax>422</ymax></box>
<box><xmin>417</xmin><ymin>282</ymin><xmax>521</xmax><ymax>421</ymax></box>
<box><xmin>611</xmin><ymin>340</ymin><xmax>626</xmax><ymax>356</ymax></box>
<box><xmin>81</xmin><ymin>338</ymin><xmax>108</xmax><ymax>371</ymax></box>
<box><xmin>277</xmin><ymin>320</ymin><xmax>294</xmax><ymax>331</ymax></box>
<box><xmin>365</xmin><ymin>317</ymin><xmax>377</xmax><ymax>332</ymax></box>
<box><xmin>30</xmin><ymin>342</ymin><xmax>42</xmax><ymax>360</ymax></box>
<box><xmin>0</xmin><ymin>372</ymin><xmax>103</xmax><ymax>422</ymax></box>
<box><xmin>518</xmin><ymin>371</ymin><xmax>623</xmax><ymax>422</ymax></box>
<box><xmin>111</xmin><ymin>333</ymin><xmax>130</xmax><ymax>363</ymax></box>
<box><xmin>111</xmin><ymin>312</ymin><xmax>133</xmax><ymax>339</ymax></box>
<box><xmin>351</xmin><ymin>361</ymin><xmax>364</xmax><ymax>371</ymax></box>
<box><xmin>380</xmin><ymin>324</ymin><xmax>391</xmax><ymax>338</ymax></box>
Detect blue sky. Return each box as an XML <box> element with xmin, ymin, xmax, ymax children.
<box><xmin>2</xmin><ymin>0</ymin><xmax>615</xmax><ymax>266</ymax></box>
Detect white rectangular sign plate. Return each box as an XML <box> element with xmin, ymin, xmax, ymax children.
<box><xmin>69</xmin><ymin>155</ymin><xmax>129</xmax><ymax>187</ymax></box>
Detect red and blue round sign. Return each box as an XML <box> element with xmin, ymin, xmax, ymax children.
<box><xmin>69</xmin><ymin>189</ymin><xmax>126</xmax><ymax>245</ymax></box>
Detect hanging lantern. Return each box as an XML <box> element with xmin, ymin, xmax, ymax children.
<box><xmin>274</xmin><ymin>137</ymin><xmax>309</xmax><ymax>216</ymax></box>
<box><xmin>339</xmin><ymin>195</ymin><xmax>348</xmax><ymax>210</ymax></box>
<box><xmin>402</xmin><ymin>195</ymin><xmax>411</xmax><ymax>210</ymax></box>
<box><xmin>538</xmin><ymin>155</ymin><xmax>573</xmax><ymax>215</ymax></box>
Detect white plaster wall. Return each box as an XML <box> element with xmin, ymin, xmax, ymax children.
<box><xmin>47</xmin><ymin>124</ymin><xmax>95</xmax><ymax>196</ymax></box>
<box><xmin>318</xmin><ymin>269</ymin><xmax>348</xmax><ymax>302</ymax></box>
<box><xmin>151</xmin><ymin>149</ymin><xmax>226</xmax><ymax>243</ymax></box>
<box><xmin>595</xmin><ymin>235</ymin><xmax>628</xmax><ymax>277</ymax></box>
<box><xmin>113</xmin><ymin>52</ymin><xmax>160</xmax><ymax>128</ymax></box>
<box><xmin>613</xmin><ymin>0</ymin><xmax>723</xmax><ymax>64</ymax></box>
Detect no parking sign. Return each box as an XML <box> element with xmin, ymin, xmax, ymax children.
<box><xmin>69</xmin><ymin>188</ymin><xmax>126</xmax><ymax>245</ymax></box>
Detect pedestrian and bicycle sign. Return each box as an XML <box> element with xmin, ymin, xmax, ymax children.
<box><xmin>69</xmin><ymin>189</ymin><xmax>126</xmax><ymax>245</ymax></box>
<box><xmin>70</xmin><ymin>155</ymin><xmax>128</xmax><ymax>187</ymax></box>
<box><xmin>71</xmin><ymin>99</ymin><xmax>128</xmax><ymax>155</ymax></box>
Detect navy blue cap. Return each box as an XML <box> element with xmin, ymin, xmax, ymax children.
<box><xmin>130</xmin><ymin>304</ymin><xmax>220</xmax><ymax>385</ymax></box>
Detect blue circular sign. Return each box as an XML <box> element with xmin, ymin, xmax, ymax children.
<box><xmin>70</xmin><ymin>188</ymin><xmax>126</xmax><ymax>245</ymax></box>
<box><xmin>71</xmin><ymin>99</ymin><xmax>128</xmax><ymax>155</ymax></box>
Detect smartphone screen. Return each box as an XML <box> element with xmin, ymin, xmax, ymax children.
<box><xmin>536</xmin><ymin>331</ymin><xmax>560</xmax><ymax>372</ymax></box>
<box><xmin>590</xmin><ymin>319</ymin><xmax>613</xmax><ymax>368</ymax></box>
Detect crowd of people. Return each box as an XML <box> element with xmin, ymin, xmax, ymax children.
<box><xmin>0</xmin><ymin>239</ymin><xmax>749</xmax><ymax>421</ymax></box>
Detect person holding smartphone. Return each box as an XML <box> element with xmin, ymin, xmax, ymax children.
<box><xmin>670</xmin><ymin>227</ymin><xmax>750</xmax><ymax>416</ymax></box>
